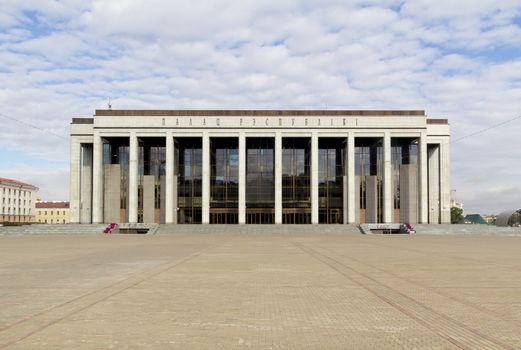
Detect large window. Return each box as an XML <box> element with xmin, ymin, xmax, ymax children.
<box><xmin>246</xmin><ymin>138</ymin><xmax>274</xmax><ymax>224</ymax></box>
<box><xmin>355</xmin><ymin>138</ymin><xmax>383</xmax><ymax>223</ymax></box>
<box><xmin>392</xmin><ymin>138</ymin><xmax>418</xmax><ymax>223</ymax></box>
<box><xmin>176</xmin><ymin>138</ymin><xmax>202</xmax><ymax>224</ymax></box>
<box><xmin>282</xmin><ymin>138</ymin><xmax>311</xmax><ymax>224</ymax></box>
<box><xmin>319</xmin><ymin>138</ymin><xmax>345</xmax><ymax>224</ymax></box>
<box><xmin>138</xmin><ymin>137</ymin><xmax>165</xmax><ymax>223</ymax></box>
<box><xmin>210</xmin><ymin>138</ymin><xmax>239</xmax><ymax>224</ymax></box>
<box><xmin>102</xmin><ymin>137</ymin><xmax>129</xmax><ymax>223</ymax></box>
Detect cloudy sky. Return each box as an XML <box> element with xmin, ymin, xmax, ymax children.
<box><xmin>0</xmin><ymin>0</ymin><xmax>520</xmax><ymax>214</ymax></box>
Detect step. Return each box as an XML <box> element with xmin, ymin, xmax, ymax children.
<box><xmin>155</xmin><ymin>224</ymin><xmax>361</xmax><ymax>235</ymax></box>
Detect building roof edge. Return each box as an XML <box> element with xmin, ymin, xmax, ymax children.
<box><xmin>94</xmin><ymin>109</ymin><xmax>426</xmax><ymax>117</ymax></box>
<box><xmin>0</xmin><ymin>177</ymin><xmax>38</xmax><ymax>190</ymax></box>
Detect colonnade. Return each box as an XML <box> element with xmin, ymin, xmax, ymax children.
<box><xmin>70</xmin><ymin>131</ymin><xmax>451</xmax><ymax>224</ymax></box>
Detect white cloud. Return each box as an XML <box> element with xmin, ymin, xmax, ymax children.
<box><xmin>0</xmin><ymin>166</ymin><xmax>69</xmax><ymax>201</ymax></box>
<box><xmin>0</xmin><ymin>0</ymin><xmax>520</xmax><ymax>213</ymax></box>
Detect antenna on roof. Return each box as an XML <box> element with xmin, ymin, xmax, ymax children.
<box><xmin>107</xmin><ymin>98</ymin><xmax>112</xmax><ymax>110</ymax></box>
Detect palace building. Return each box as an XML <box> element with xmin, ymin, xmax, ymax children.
<box><xmin>69</xmin><ymin>110</ymin><xmax>450</xmax><ymax>225</ymax></box>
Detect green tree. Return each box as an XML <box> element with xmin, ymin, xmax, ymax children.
<box><xmin>451</xmin><ymin>207</ymin><xmax>464</xmax><ymax>224</ymax></box>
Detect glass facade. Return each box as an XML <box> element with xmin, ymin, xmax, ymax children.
<box><xmin>138</xmin><ymin>138</ymin><xmax>166</xmax><ymax>223</ymax></box>
<box><xmin>355</xmin><ymin>138</ymin><xmax>383</xmax><ymax>223</ymax></box>
<box><xmin>391</xmin><ymin>138</ymin><xmax>418</xmax><ymax>222</ymax></box>
<box><xmin>246</xmin><ymin>138</ymin><xmax>274</xmax><ymax>224</ymax></box>
<box><xmin>318</xmin><ymin>138</ymin><xmax>345</xmax><ymax>224</ymax></box>
<box><xmin>210</xmin><ymin>138</ymin><xmax>239</xmax><ymax>224</ymax></box>
<box><xmin>102</xmin><ymin>137</ymin><xmax>129</xmax><ymax>223</ymax></box>
<box><xmin>282</xmin><ymin>138</ymin><xmax>311</xmax><ymax>224</ymax></box>
<box><xmin>89</xmin><ymin>130</ymin><xmax>440</xmax><ymax>225</ymax></box>
<box><xmin>176</xmin><ymin>138</ymin><xmax>202</xmax><ymax>224</ymax></box>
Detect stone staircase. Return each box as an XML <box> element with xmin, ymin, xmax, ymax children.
<box><xmin>2</xmin><ymin>223</ymin><xmax>361</xmax><ymax>236</ymax></box>
<box><xmin>156</xmin><ymin>224</ymin><xmax>361</xmax><ymax>235</ymax></box>
<box><xmin>0</xmin><ymin>224</ymin><xmax>106</xmax><ymax>236</ymax></box>
<box><xmin>413</xmin><ymin>224</ymin><xmax>521</xmax><ymax>236</ymax></box>
<box><xmin>359</xmin><ymin>223</ymin><xmax>521</xmax><ymax>236</ymax></box>
<box><xmin>3</xmin><ymin>223</ymin><xmax>516</xmax><ymax>236</ymax></box>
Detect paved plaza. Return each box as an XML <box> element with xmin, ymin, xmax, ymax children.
<box><xmin>1</xmin><ymin>233</ymin><xmax>521</xmax><ymax>349</ymax></box>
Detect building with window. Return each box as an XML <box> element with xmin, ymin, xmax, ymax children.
<box><xmin>0</xmin><ymin>177</ymin><xmax>38</xmax><ymax>223</ymax></box>
<box><xmin>35</xmin><ymin>201</ymin><xmax>70</xmax><ymax>224</ymax></box>
<box><xmin>460</xmin><ymin>214</ymin><xmax>487</xmax><ymax>225</ymax></box>
<box><xmin>70</xmin><ymin>110</ymin><xmax>450</xmax><ymax>225</ymax></box>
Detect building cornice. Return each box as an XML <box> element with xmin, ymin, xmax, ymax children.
<box><xmin>94</xmin><ymin>109</ymin><xmax>426</xmax><ymax>117</ymax></box>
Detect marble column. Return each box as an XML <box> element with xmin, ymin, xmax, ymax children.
<box><xmin>275</xmin><ymin>132</ymin><xmax>282</xmax><ymax>224</ymax></box>
<box><xmin>128</xmin><ymin>132</ymin><xmax>138</xmax><ymax>223</ymax></box>
<box><xmin>419</xmin><ymin>132</ymin><xmax>428</xmax><ymax>223</ymax></box>
<box><xmin>383</xmin><ymin>133</ymin><xmax>392</xmax><ymax>223</ymax></box>
<box><xmin>202</xmin><ymin>133</ymin><xmax>210</xmax><ymax>224</ymax></box>
<box><xmin>347</xmin><ymin>133</ymin><xmax>356</xmax><ymax>223</ymax></box>
<box><xmin>440</xmin><ymin>139</ymin><xmax>451</xmax><ymax>224</ymax></box>
<box><xmin>69</xmin><ymin>137</ymin><xmax>81</xmax><ymax>223</ymax></box>
<box><xmin>92</xmin><ymin>133</ymin><xmax>103</xmax><ymax>224</ymax></box>
<box><xmin>428</xmin><ymin>145</ymin><xmax>440</xmax><ymax>224</ymax></box>
<box><xmin>80</xmin><ymin>144</ymin><xmax>93</xmax><ymax>224</ymax></box>
<box><xmin>165</xmin><ymin>132</ymin><xmax>174</xmax><ymax>224</ymax></box>
<box><xmin>311</xmin><ymin>133</ymin><xmax>319</xmax><ymax>224</ymax></box>
<box><xmin>239</xmin><ymin>133</ymin><xmax>246</xmax><ymax>224</ymax></box>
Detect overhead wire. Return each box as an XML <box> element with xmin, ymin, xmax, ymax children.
<box><xmin>0</xmin><ymin>112</ymin><xmax>68</xmax><ymax>141</ymax></box>
<box><xmin>452</xmin><ymin>115</ymin><xmax>521</xmax><ymax>143</ymax></box>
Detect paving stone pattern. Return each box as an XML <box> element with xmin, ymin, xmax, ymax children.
<box><xmin>1</xmin><ymin>234</ymin><xmax>521</xmax><ymax>349</ymax></box>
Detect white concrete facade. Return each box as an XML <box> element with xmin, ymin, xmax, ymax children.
<box><xmin>70</xmin><ymin>110</ymin><xmax>451</xmax><ymax>225</ymax></box>
<box><xmin>0</xmin><ymin>178</ymin><xmax>38</xmax><ymax>223</ymax></box>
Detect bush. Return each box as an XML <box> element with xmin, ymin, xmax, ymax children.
<box><xmin>451</xmin><ymin>207</ymin><xmax>464</xmax><ymax>224</ymax></box>
<box><xmin>1</xmin><ymin>222</ymin><xmax>32</xmax><ymax>226</ymax></box>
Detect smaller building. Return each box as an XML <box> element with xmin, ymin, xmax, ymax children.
<box><xmin>496</xmin><ymin>209</ymin><xmax>521</xmax><ymax>227</ymax></box>
<box><xmin>35</xmin><ymin>201</ymin><xmax>70</xmax><ymax>224</ymax></box>
<box><xmin>0</xmin><ymin>177</ymin><xmax>38</xmax><ymax>223</ymax></box>
<box><xmin>482</xmin><ymin>214</ymin><xmax>496</xmax><ymax>225</ymax></box>
<box><xmin>460</xmin><ymin>214</ymin><xmax>487</xmax><ymax>225</ymax></box>
<box><xmin>451</xmin><ymin>198</ymin><xmax>464</xmax><ymax>211</ymax></box>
